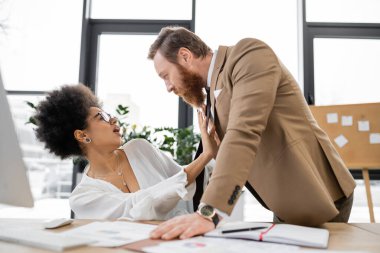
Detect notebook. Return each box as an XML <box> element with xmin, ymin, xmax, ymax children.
<box><xmin>205</xmin><ymin>222</ymin><xmax>329</xmax><ymax>248</ymax></box>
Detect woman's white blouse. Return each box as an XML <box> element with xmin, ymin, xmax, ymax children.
<box><xmin>69</xmin><ymin>139</ymin><xmax>196</xmax><ymax>220</ymax></box>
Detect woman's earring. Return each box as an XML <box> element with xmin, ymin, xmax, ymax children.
<box><xmin>85</xmin><ymin>137</ymin><xmax>92</xmax><ymax>143</ymax></box>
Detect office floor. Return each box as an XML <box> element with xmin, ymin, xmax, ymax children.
<box><xmin>0</xmin><ymin>180</ymin><xmax>378</xmax><ymax>222</ymax></box>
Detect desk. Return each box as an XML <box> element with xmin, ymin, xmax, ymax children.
<box><xmin>0</xmin><ymin>219</ymin><xmax>379</xmax><ymax>252</ymax></box>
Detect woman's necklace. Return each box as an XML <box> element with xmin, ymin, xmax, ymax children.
<box><xmin>92</xmin><ymin>151</ymin><xmax>131</xmax><ymax>192</ymax></box>
<box><xmin>114</xmin><ymin>151</ymin><xmax>131</xmax><ymax>192</ymax></box>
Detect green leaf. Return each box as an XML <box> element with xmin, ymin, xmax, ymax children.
<box><xmin>26</xmin><ymin>116</ymin><xmax>37</xmax><ymax>126</ymax></box>
<box><xmin>25</xmin><ymin>101</ymin><xmax>36</xmax><ymax>109</ymax></box>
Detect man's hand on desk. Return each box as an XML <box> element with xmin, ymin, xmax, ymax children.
<box><xmin>150</xmin><ymin>213</ymin><xmax>215</xmax><ymax>240</ymax></box>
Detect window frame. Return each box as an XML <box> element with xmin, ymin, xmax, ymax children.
<box><xmin>78</xmin><ymin>0</ymin><xmax>196</xmax><ymax>128</ymax></box>
<box><xmin>302</xmin><ymin>0</ymin><xmax>380</xmax><ymax>179</ymax></box>
<box><xmin>302</xmin><ymin>0</ymin><xmax>380</xmax><ymax>105</ymax></box>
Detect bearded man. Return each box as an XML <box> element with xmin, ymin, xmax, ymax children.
<box><xmin>147</xmin><ymin>26</ymin><xmax>355</xmax><ymax>240</ymax></box>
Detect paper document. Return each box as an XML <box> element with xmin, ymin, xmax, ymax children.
<box><xmin>334</xmin><ymin>134</ymin><xmax>348</xmax><ymax>148</ymax></box>
<box><xmin>299</xmin><ymin>251</ymin><xmax>368</xmax><ymax>253</ymax></box>
<box><xmin>327</xmin><ymin>113</ymin><xmax>338</xmax><ymax>123</ymax></box>
<box><xmin>205</xmin><ymin>222</ymin><xmax>329</xmax><ymax>249</ymax></box>
<box><xmin>143</xmin><ymin>236</ymin><xmax>298</xmax><ymax>253</ymax></box>
<box><xmin>358</xmin><ymin>121</ymin><xmax>370</xmax><ymax>131</ymax></box>
<box><xmin>62</xmin><ymin>221</ymin><xmax>156</xmax><ymax>247</ymax></box>
<box><xmin>341</xmin><ymin>116</ymin><xmax>353</xmax><ymax>126</ymax></box>
<box><xmin>370</xmin><ymin>133</ymin><xmax>380</xmax><ymax>144</ymax></box>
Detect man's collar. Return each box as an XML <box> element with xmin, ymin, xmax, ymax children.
<box><xmin>207</xmin><ymin>50</ymin><xmax>218</xmax><ymax>88</ymax></box>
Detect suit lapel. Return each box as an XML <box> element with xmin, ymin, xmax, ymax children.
<box><xmin>210</xmin><ymin>46</ymin><xmax>228</xmax><ymax>117</ymax></box>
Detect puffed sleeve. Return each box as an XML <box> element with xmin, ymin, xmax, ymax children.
<box><xmin>132</xmin><ymin>139</ymin><xmax>196</xmax><ymax>200</ymax></box>
<box><xmin>70</xmin><ymin>170</ymin><xmax>195</xmax><ymax>220</ymax></box>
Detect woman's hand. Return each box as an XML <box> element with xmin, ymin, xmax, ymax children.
<box><xmin>182</xmin><ymin>109</ymin><xmax>220</xmax><ymax>185</ymax></box>
<box><xmin>197</xmin><ymin>109</ymin><xmax>219</xmax><ymax>160</ymax></box>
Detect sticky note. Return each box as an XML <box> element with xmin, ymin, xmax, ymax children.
<box><xmin>358</xmin><ymin>121</ymin><xmax>370</xmax><ymax>132</ymax></box>
<box><xmin>334</xmin><ymin>134</ymin><xmax>348</xmax><ymax>148</ymax></box>
<box><xmin>327</xmin><ymin>113</ymin><xmax>338</xmax><ymax>124</ymax></box>
<box><xmin>341</xmin><ymin>116</ymin><xmax>353</xmax><ymax>126</ymax></box>
<box><xmin>370</xmin><ymin>133</ymin><xmax>380</xmax><ymax>144</ymax></box>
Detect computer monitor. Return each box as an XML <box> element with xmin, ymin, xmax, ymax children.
<box><xmin>0</xmin><ymin>70</ymin><xmax>34</xmax><ymax>207</ymax></box>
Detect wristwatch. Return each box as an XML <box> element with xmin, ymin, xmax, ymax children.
<box><xmin>197</xmin><ymin>203</ymin><xmax>220</xmax><ymax>227</ymax></box>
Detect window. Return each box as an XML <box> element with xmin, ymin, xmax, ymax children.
<box><xmin>7</xmin><ymin>95</ymin><xmax>73</xmax><ymax>200</ymax></box>
<box><xmin>302</xmin><ymin>0</ymin><xmax>380</xmax><ymax>105</ymax></box>
<box><xmin>96</xmin><ymin>34</ymin><xmax>178</xmax><ymax>128</ymax></box>
<box><xmin>80</xmin><ymin>0</ymin><xmax>194</xmax><ymax>128</ymax></box>
<box><xmin>0</xmin><ymin>0</ymin><xmax>83</xmax><ymax>214</ymax></box>
<box><xmin>306</xmin><ymin>0</ymin><xmax>380</xmax><ymax>23</ymax></box>
<box><xmin>314</xmin><ymin>38</ymin><xmax>380</xmax><ymax>105</ymax></box>
<box><xmin>91</xmin><ymin>0</ymin><xmax>193</xmax><ymax>20</ymax></box>
<box><xmin>193</xmin><ymin>0</ymin><xmax>299</xmax><ymax>132</ymax></box>
<box><xmin>302</xmin><ymin>0</ymin><xmax>380</xmax><ymax>181</ymax></box>
<box><xmin>0</xmin><ymin>0</ymin><xmax>82</xmax><ymax>91</ymax></box>
<box><xmin>196</xmin><ymin>0</ymin><xmax>299</xmax><ymax>79</ymax></box>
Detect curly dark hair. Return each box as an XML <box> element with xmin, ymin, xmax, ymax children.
<box><xmin>34</xmin><ymin>84</ymin><xmax>101</xmax><ymax>159</ymax></box>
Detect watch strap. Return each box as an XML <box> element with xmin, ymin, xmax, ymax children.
<box><xmin>211</xmin><ymin>212</ymin><xmax>220</xmax><ymax>227</ymax></box>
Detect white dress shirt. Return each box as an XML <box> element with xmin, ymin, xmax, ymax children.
<box><xmin>70</xmin><ymin>139</ymin><xmax>196</xmax><ymax>220</ymax></box>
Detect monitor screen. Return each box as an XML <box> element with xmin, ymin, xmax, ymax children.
<box><xmin>0</xmin><ymin>70</ymin><xmax>34</xmax><ymax>207</ymax></box>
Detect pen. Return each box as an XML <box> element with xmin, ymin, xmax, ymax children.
<box><xmin>221</xmin><ymin>226</ymin><xmax>268</xmax><ymax>234</ymax></box>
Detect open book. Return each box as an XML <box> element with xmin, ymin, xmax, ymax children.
<box><xmin>205</xmin><ymin>222</ymin><xmax>329</xmax><ymax>248</ymax></box>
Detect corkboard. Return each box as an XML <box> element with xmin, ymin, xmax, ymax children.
<box><xmin>309</xmin><ymin>103</ymin><xmax>380</xmax><ymax>168</ymax></box>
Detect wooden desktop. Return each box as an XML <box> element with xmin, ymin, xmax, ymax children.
<box><xmin>0</xmin><ymin>219</ymin><xmax>379</xmax><ymax>252</ymax></box>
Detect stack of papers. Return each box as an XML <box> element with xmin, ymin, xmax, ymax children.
<box><xmin>143</xmin><ymin>236</ymin><xmax>299</xmax><ymax>253</ymax></box>
<box><xmin>62</xmin><ymin>221</ymin><xmax>156</xmax><ymax>247</ymax></box>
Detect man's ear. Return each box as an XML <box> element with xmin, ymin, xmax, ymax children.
<box><xmin>178</xmin><ymin>47</ymin><xmax>192</xmax><ymax>65</ymax></box>
<box><xmin>74</xmin><ymin>129</ymin><xmax>87</xmax><ymax>143</ymax></box>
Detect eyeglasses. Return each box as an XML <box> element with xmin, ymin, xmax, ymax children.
<box><xmin>94</xmin><ymin>111</ymin><xmax>117</xmax><ymax>124</ymax></box>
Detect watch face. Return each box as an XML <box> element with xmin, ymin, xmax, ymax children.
<box><xmin>201</xmin><ymin>205</ymin><xmax>214</xmax><ymax>217</ymax></box>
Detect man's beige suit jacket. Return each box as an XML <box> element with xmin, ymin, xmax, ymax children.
<box><xmin>201</xmin><ymin>38</ymin><xmax>356</xmax><ymax>226</ymax></box>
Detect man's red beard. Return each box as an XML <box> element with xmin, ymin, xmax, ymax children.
<box><xmin>176</xmin><ymin>64</ymin><xmax>206</xmax><ymax>108</ymax></box>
